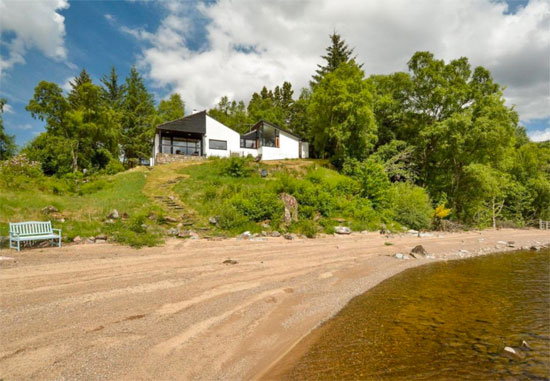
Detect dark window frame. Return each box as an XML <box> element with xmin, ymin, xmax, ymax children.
<box><xmin>209</xmin><ymin>139</ymin><xmax>227</xmax><ymax>150</ymax></box>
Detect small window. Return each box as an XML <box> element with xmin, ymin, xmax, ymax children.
<box><xmin>209</xmin><ymin>139</ymin><xmax>227</xmax><ymax>150</ymax></box>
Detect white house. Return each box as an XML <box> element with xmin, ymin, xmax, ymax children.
<box><xmin>152</xmin><ymin>111</ymin><xmax>308</xmax><ymax>165</ymax></box>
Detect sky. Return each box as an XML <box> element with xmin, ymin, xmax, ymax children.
<box><xmin>0</xmin><ymin>0</ymin><xmax>549</xmax><ymax>147</ymax></box>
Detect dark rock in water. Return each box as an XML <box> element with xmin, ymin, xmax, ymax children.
<box><xmin>411</xmin><ymin>245</ymin><xmax>428</xmax><ymax>257</ymax></box>
<box><xmin>223</xmin><ymin>259</ymin><xmax>238</xmax><ymax>265</ymax></box>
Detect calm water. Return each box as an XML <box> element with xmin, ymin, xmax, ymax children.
<box><xmin>282</xmin><ymin>249</ymin><xmax>550</xmax><ymax>380</ymax></box>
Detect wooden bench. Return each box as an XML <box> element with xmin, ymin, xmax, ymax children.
<box><xmin>9</xmin><ymin>221</ymin><xmax>62</xmax><ymax>252</ymax></box>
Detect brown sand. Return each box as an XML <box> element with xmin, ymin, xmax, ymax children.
<box><xmin>1</xmin><ymin>229</ymin><xmax>548</xmax><ymax>380</ymax></box>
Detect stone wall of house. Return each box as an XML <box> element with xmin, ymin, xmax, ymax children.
<box><xmin>155</xmin><ymin>153</ymin><xmax>207</xmax><ymax>165</ymax></box>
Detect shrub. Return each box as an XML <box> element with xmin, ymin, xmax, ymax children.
<box><xmin>342</xmin><ymin>158</ymin><xmax>390</xmax><ymax>209</ymax></box>
<box><xmin>231</xmin><ymin>188</ymin><xmax>283</xmax><ymax>221</ymax></box>
<box><xmin>0</xmin><ymin>154</ymin><xmax>44</xmax><ymax>189</ymax></box>
<box><xmin>220</xmin><ymin>157</ymin><xmax>253</xmax><ymax>178</ymax></box>
<box><xmin>389</xmin><ymin>182</ymin><xmax>433</xmax><ymax>230</ymax></box>
<box><xmin>293</xmin><ymin>220</ymin><xmax>319</xmax><ymax>238</ymax></box>
<box><xmin>103</xmin><ymin>159</ymin><xmax>125</xmax><ymax>175</ymax></box>
<box><xmin>216</xmin><ymin>202</ymin><xmax>249</xmax><ymax>230</ymax></box>
<box><xmin>203</xmin><ymin>185</ymin><xmax>218</xmax><ymax>201</ymax></box>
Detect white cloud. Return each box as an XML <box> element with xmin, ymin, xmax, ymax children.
<box><xmin>3</xmin><ymin>103</ymin><xmax>14</xmax><ymax>114</ymax></box>
<box><xmin>60</xmin><ymin>76</ymin><xmax>73</xmax><ymax>93</ymax></box>
<box><xmin>0</xmin><ymin>0</ymin><xmax>69</xmax><ymax>76</ymax></box>
<box><xmin>16</xmin><ymin>123</ymin><xmax>33</xmax><ymax>131</ymax></box>
<box><xmin>104</xmin><ymin>13</ymin><xmax>116</xmax><ymax>23</ymax></box>
<box><xmin>128</xmin><ymin>0</ymin><xmax>549</xmax><ymax>122</ymax></box>
<box><xmin>529</xmin><ymin>128</ymin><xmax>550</xmax><ymax>142</ymax></box>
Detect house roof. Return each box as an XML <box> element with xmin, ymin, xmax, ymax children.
<box><xmin>156</xmin><ymin>111</ymin><xmax>207</xmax><ymax>134</ymax></box>
<box><xmin>251</xmin><ymin>120</ymin><xmax>304</xmax><ymax>140</ymax></box>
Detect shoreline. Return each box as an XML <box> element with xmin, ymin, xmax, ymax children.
<box><xmin>1</xmin><ymin>229</ymin><xmax>549</xmax><ymax>380</ymax></box>
<box><xmin>257</xmin><ymin>246</ymin><xmax>550</xmax><ymax>380</ymax></box>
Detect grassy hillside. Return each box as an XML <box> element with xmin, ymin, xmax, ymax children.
<box><xmin>1</xmin><ymin>157</ymin><xmax>414</xmax><ymax>247</ymax></box>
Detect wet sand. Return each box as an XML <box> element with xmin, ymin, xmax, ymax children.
<box><xmin>1</xmin><ymin>229</ymin><xmax>548</xmax><ymax>380</ymax></box>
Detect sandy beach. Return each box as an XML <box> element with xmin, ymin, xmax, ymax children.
<box><xmin>1</xmin><ymin>229</ymin><xmax>549</xmax><ymax>380</ymax></box>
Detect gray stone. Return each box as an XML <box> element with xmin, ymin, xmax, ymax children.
<box><xmin>407</xmin><ymin>229</ymin><xmax>418</xmax><ymax>235</ymax></box>
<box><xmin>189</xmin><ymin>232</ymin><xmax>199</xmax><ymax>240</ymax></box>
<box><xmin>394</xmin><ymin>253</ymin><xmax>410</xmax><ymax>260</ymax></box>
<box><xmin>209</xmin><ymin>217</ymin><xmax>218</xmax><ymax>225</ymax></box>
<box><xmin>410</xmin><ymin>245</ymin><xmax>428</xmax><ymax>257</ymax></box>
<box><xmin>41</xmin><ymin>205</ymin><xmax>59</xmax><ymax>214</ymax></box>
<box><xmin>107</xmin><ymin>209</ymin><xmax>119</xmax><ymax>219</ymax></box>
<box><xmin>73</xmin><ymin>236</ymin><xmax>82</xmax><ymax>243</ymax></box>
<box><xmin>284</xmin><ymin>233</ymin><xmax>296</xmax><ymax>240</ymax></box>
<box><xmin>167</xmin><ymin>228</ymin><xmax>179</xmax><ymax>236</ymax></box>
<box><xmin>238</xmin><ymin>231</ymin><xmax>252</xmax><ymax>240</ymax></box>
<box><xmin>334</xmin><ymin>226</ymin><xmax>351</xmax><ymax>235</ymax></box>
<box><xmin>280</xmin><ymin>193</ymin><xmax>298</xmax><ymax>225</ymax></box>
<box><xmin>270</xmin><ymin>231</ymin><xmax>281</xmax><ymax>237</ymax></box>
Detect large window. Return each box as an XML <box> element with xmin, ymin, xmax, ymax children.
<box><xmin>240</xmin><ymin>138</ymin><xmax>257</xmax><ymax>149</ymax></box>
<box><xmin>209</xmin><ymin>139</ymin><xmax>227</xmax><ymax>150</ymax></box>
<box><xmin>261</xmin><ymin>124</ymin><xmax>279</xmax><ymax>147</ymax></box>
<box><xmin>161</xmin><ymin>136</ymin><xmax>201</xmax><ymax>155</ymax></box>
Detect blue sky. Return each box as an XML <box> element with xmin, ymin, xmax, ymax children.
<box><xmin>1</xmin><ymin>0</ymin><xmax>548</xmax><ymax>146</ymax></box>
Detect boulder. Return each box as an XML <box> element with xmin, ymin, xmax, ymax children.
<box><xmin>284</xmin><ymin>233</ymin><xmax>296</xmax><ymax>240</ymax></box>
<box><xmin>107</xmin><ymin>209</ymin><xmax>119</xmax><ymax>219</ymax></box>
<box><xmin>270</xmin><ymin>231</ymin><xmax>281</xmax><ymax>237</ymax></box>
<box><xmin>334</xmin><ymin>226</ymin><xmax>351</xmax><ymax>235</ymax></box>
<box><xmin>280</xmin><ymin>193</ymin><xmax>299</xmax><ymax>225</ymax></box>
<box><xmin>167</xmin><ymin>228</ymin><xmax>179</xmax><ymax>236</ymax></box>
<box><xmin>73</xmin><ymin>236</ymin><xmax>82</xmax><ymax>243</ymax></box>
<box><xmin>41</xmin><ymin>205</ymin><xmax>59</xmax><ymax>214</ymax></box>
<box><xmin>238</xmin><ymin>231</ymin><xmax>252</xmax><ymax>240</ymax></box>
<box><xmin>208</xmin><ymin>217</ymin><xmax>218</xmax><ymax>225</ymax></box>
<box><xmin>410</xmin><ymin>245</ymin><xmax>428</xmax><ymax>258</ymax></box>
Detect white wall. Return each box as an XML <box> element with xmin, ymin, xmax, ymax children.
<box><xmin>152</xmin><ymin>132</ymin><xmax>160</xmax><ymax>164</ymax></box>
<box><xmin>260</xmin><ymin>130</ymin><xmax>300</xmax><ymax>160</ymax></box>
<box><xmin>204</xmin><ymin>116</ymin><xmax>241</xmax><ymax>157</ymax></box>
<box><xmin>301</xmin><ymin>141</ymin><xmax>309</xmax><ymax>159</ymax></box>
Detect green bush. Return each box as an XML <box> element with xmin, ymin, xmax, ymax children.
<box><xmin>216</xmin><ymin>202</ymin><xmax>249</xmax><ymax>230</ymax></box>
<box><xmin>231</xmin><ymin>188</ymin><xmax>283</xmax><ymax>221</ymax></box>
<box><xmin>0</xmin><ymin>154</ymin><xmax>44</xmax><ymax>189</ymax></box>
<box><xmin>220</xmin><ymin>157</ymin><xmax>253</xmax><ymax>178</ymax></box>
<box><xmin>103</xmin><ymin>159</ymin><xmax>125</xmax><ymax>175</ymax></box>
<box><xmin>293</xmin><ymin>219</ymin><xmax>319</xmax><ymax>238</ymax></box>
<box><xmin>342</xmin><ymin>158</ymin><xmax>390</xmax><ymax>210</ymax></box>
<box><xmin>389</xmin><ymin>182</ymin><xmax>433</xmax><ymax>230</ymax></box>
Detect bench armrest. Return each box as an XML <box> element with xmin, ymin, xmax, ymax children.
<box><xmin>52</xmin><ymin>228</ymin><xmax>62</xmax><ymax>235</ymax></box>
<box><xmin>9</xmin><ymin>231</ymin><xmax>19</xmax><ymax>238</ymax></box>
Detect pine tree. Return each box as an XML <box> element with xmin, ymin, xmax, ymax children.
<box><xmin>68</xmin><ymin>69</ymin><xmax>93</xmax><ymax>107</ymax></box>
<box><xmin>101</xmin><ymin>66</ymin><xmax>125</xmax><ymax>107</ymax></box>
<box><xmin>120</xmin><ymin>66</ymin><xmax>156</xmax><ymax>166</ymax></box>
<box><xmin>311</xmin><ymin>33</ymin><xmax>358</xmax><ymax>86</ymax></box>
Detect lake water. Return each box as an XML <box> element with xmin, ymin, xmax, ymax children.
<box><xmin>279</xmin><ymin>249</ymin><xmax>550</xmax><ymax>380</ymax></box>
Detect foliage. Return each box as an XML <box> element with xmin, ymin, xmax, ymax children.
<box><xmin>0</xmin><ymin>154</ymin><xmax>43</xmax><ymax>189</ymax></box>
<box><xmin>311</xmin><ymin>32</ymin><xmax>358</xmax><ymax>86</ymax></box>
<box><xmin>208</xmin><ymin>96</ymin><xmax>250</xmax><ymax>133</ymax></box>
<box><xmin>342</xmin><ymin>158</ymin><xmax>390</xmax><ymax>209</ymax></box>
<box><xmin>157</xmin><ymin>93</ymin><xmax>185</xmax><ymax>123</ymax></box>
<box><xmin>219</xmin><ymin>156</ymin><xmax>253</xmax><ymax>178</ymax></box>
<box><xmin>231</xmin><ymin>188</ymin><xmax>283</xmax><ymax>222</ymax></box>
<box><xmin>389</xmin><ymin>182</ymin><xmax>433</xmax><ymax>230</ymax></box>
<box><xmin>308</xmin><ymin>61</ymin><xmax>377</xmax><ymax>165</ymax></box>
<box><xmin>120</xmin><ymin>66</ymin><xmax>156</xmax><ymax>166</ymax></box>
